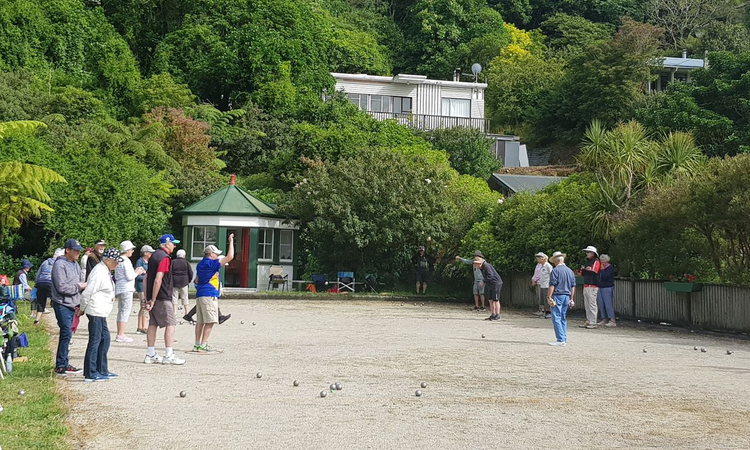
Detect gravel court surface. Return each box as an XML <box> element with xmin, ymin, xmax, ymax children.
<box><xmin>60</xmin><ymin>299</ymin><xmax>750</xmax><ymax>450</ymax></box>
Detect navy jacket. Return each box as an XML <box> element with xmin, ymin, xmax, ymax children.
<box><xmin>481</xmin><ymin>261</ymin><xmax>503</xmax><ymax>288</ymax></box>
<box><xmin>598</xmin><ymin>264</ymin><xmax>614</xmax><ymax>288</ymax></box>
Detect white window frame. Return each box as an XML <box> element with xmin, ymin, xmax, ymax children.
<box><xmin>191</xmin><ymin>226</ymin><xmax>217</xmax><ymax>261</ymax></box>
<box><xmin>370</xmin><ymin>95</ymin><xmax>391</xmax><ymax>113</ymax></box>
<box><xmin>394</xmin><ymin>96</ymin><xmax>412</xmax><ymax>114</ymax></box>
<box><xmin>348</xmin><ymin>93</ymin><xmax>367</xmax><ymax>110</ymax></box>
<box><xmin>441</xmin><ymin>98</ymin><xmax>471</xmax><ymax>118</ymax></box>
<box><xmin>279</xmin><ymin>230</ymin><xmax>294</xmax><ymax>263</ymax></box>
<box><xmin>258</xmin><ymin>228</ymin><xmax>274</xmax><ymax>262</ymax></box>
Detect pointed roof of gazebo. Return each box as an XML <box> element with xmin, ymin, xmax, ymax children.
<box><xmin>179</xmin><ymin>175</ymin><xmax>281</xmax><ymax>218</ymax></box>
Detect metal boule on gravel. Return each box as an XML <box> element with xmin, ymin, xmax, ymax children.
<box><xmin>414</xmin><ymin>303</ymin><xmax>417</xmax><ymax>306</ymax></box>
<box><xmin>415</xmin><ymin>390</ymin><xmax>422</xmax><ymax>397</ymax></box>
<box><xmin>252</xmin><ymin>322</ymin><xmax>256</xmax><ymax>326</ymax></box>
<box><xmin>421</xmin><ymin>382</ymin><xmax>427</xmax><ymax>388</ymax></box>
<box><xmin>701</xmin><ymin>348</ymin><xmax>707</xmax><ymax>353</ymax></box>
<box><xmin>481</xmin><ymin>334</ymin><xmax>485</xmax><ymax>338</ymax></box>
<box><xmin>179</xmin><ymin>321</ymin><xmax>183</xmax><ymax>325</ymax></box>
<box><xmin>256</xmin><ymin>372</ymin><xmax>263</xmax><ymax>378</ymax></box>
<box><xmin>293</xmin><ymin>380</ymin><xmax>300</xmax><ymax>387</ymax></box>
<box><xmin>727</xmin><ymin>350</ymin><xmax>733</xmax><ymax>355</ymax></box>
<box><xmin>643</xmin><ymin>349</ymin><xmax>647</xmax><ymax>353</ymax></box>
<box><xmin>18</xmin><ymin>390</ymin><xmax>25</xmax><ymax>396</ymax></box>
<box><xmin>329</xmin><ymin>384</ymin><xmax>336</xmax><ymax>391</ymax></box>
<box><xmin>335</xmin><ymin>382</ymin><xmax>342</xmax><ymax>390</ymax></box>
<box><xmin>179</xmin><ymin>391</ymin><xmax>187</xmax><ymax>398</ymax></box>
<box><xmin>241</xmin><ymin>321</ymin><xmax>244</xmax><ymax>324</ymax></box>
<box><xmin>694</xmin><ymin>346</ymin><xmax>698</xmax><ymax>351</ymax></box>
<box><xmin>320</xmin><ymin>390</ymin><xmax>328</xmax><ymax>398</ymax></box>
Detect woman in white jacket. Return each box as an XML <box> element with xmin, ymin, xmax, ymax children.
<box><xmin>114</xmin><ymin>241</ymin><xmax>145</xmax><ymax>343</ymax></box>
<box><xmin>78</xmin><ymin>248</ymin><xmax>123</xmax><ymax>382</ymax></box>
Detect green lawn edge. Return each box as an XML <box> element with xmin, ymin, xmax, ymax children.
<box><xmin>0</xmin><ymin>302</ymin><xmax>71</xmax><ymax>450</ymax></box>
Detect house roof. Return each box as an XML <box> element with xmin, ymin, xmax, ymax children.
<box><xmin>331</xmin><ymin>72</ymin><xmax>487</xmax><ymax>89</ymax></box>
<box><xmin>179</xmin><ymin>179</ymin><xmax>281</xmax><ymax>218</ymax></box>
<box><xmin>488</xmin><ymin>174</ymin><xmax>567</xmax><ymax>194</ymax></box>
<box><xmin>661</xmin><ymin>57</ymin><xmax>705</xmax><ymax>70</ymax></box>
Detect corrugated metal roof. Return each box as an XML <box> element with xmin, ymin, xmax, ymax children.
<box><xmin>179</xmin><ymin>184</ymin><xmax>281</xmax><ymax>217</ymax></box>
<box><xmin>490</xmin><ymin>174</ymin><xmax>566</xmax><ymax>194</ymax></box>
<box><xmin>661</xmin><ymin>57</ymin><xmax>705</xmax><ymax>70</ymax></box>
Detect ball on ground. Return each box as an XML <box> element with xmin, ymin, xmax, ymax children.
<box><xmin>179</xmin><ymin>391</ymin><xmax>187</xmax><ymax>398</ymax></box>
<box><xmin>481</xmin><ymin>334</ymin><xmax>485</xmax><ymax>338</ymax></box>
<box><xmin>415</xmin><ymin>390</ymin><xmax>422</xmax><ymax>397</ymax></box>
<box><xmin>293</xmin><ymin>380</ymin><xmax>300</xmax><ymax>387</ymax></box>
<box><xmin>701</xmin><ymin>348</ymin><xmax>707</xmax><ymax>353</ymax></box>
<box><xmin>727</xmin><ymin>350</ymin><xmax>733</xmax><ymax>355</ymax></box>
<box><xmin>694</xmin><ymin>346</ymin><xmax>698</xmax><ymax>350</ymax></box>
<box><xmin>0</xmin><ymin>404</ymin><xmax>3</xmax><ymax>413</ymax></box>
<box><xmin>241</xmin><ymin>321</ymin><xmax>245</xmax><ymax>324</ymax></box>
<box><xmin>18</xmin><ymin>390</ymin><xmax>25</xmax><ymax>396</ymax></box>
<box><xmin>320</xmin><ymin>390</ymin><xmax>328</xmax><ymax>398</ymax></box>
<box><xmin>335</xmin><ymin>382</ymin><xmax>342</xmax><ymax>390</ymax></box>
<box><xmin>256</xmin><ymin>372</ymin><xmax>263</xmax><ymax>378</ymax></box>
<box><xmin>252</xmin><ymin>322</ymin><xmax>256</xmax><ymax>326</ymax></box>
<box><xmin>421</xmin><ymin>382</ymin><xmax>427</xmax><ymax>388</ymax></box>
<box><xmin>643</xmin><ymin>349</ymin><xmax>647</xmax><ymax>353</ymax></box>
<box><xmin>329</xmin><ymin>384</ymin><xmax>336</xmax><ymax>391</ymax></box>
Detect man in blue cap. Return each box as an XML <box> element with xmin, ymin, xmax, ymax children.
<box><xmin>51</xmin><ymin>238</ymin><xmax>87</xmax><ymax>375</ymax></box>
<box><xmin>143</xmin><ymin>234</ymin><xmax>185</xmax><ymax>365</ymax></box>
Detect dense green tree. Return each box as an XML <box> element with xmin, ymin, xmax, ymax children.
<box><xmin>427</xmin><ymin>128</ymin><xmax>499</xmax><ymax>179</ymax></box>
<box><xmin>539</xmin><ymin>13</ymin><xmax>613</xmax><ymax>52</ymax></box>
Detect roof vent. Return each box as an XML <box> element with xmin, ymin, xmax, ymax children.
<box><xmin>682</xmin><ymin>50</ymin><xmax>687</xmax><ymax>58</ymax></box>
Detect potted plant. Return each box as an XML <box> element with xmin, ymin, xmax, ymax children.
<box><xmin>664</xmin><ymin>273</ymin><xmax>702</xmax><ymax>292</ymax></box>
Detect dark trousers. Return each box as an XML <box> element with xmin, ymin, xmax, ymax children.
<box><xmin>83</xmin><ymin>315</ymin><xmax>110</xmax><ymax>379</ymax></box>
<box><xmin>52</xmin><ymin>302</ymin><xmax>74</xmax><ymax>369</ymax></box>
<box><xmin>35</xmin><ymin>283</ymin><xmax>52</xmax><ymax>312</ymax></box>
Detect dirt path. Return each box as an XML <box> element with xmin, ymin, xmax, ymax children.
<box><xmin>61</xmin><ymin>300</ymin><xmax>750</xmax><ymax>450</ymax></box>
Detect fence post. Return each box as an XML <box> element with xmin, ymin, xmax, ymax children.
<box><xmin>631</xmin><ymin>279</ymin><xmax>636</xmax><ymax>319</ymax></box>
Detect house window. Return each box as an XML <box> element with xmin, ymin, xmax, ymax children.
<box><xmin>348</xmin><ymin>93</ymin><xmax>367</xmax><ymax>110</ymax></box>
<box><xmin>192</xmin><ymin>226</ymin><xmax>217</xmax><ymax>260</ymax></box>
<box><xmin>279</xmin><ymin>230</ymin><xmax>293</xmax><ymax>262</ymax></box>
<box><xmin>258</xmin><ymin>228</ymin><xmax>274</xmax><ymax>261</ymax></box>
<box><xmin>441</xmin><ymin>98</ymin><xmax>471</xmax><ymax>118</ymax></box>
<box><xmin>370</xmin><ymin>95</ymin><xmax>391</xmax><ymax>112</ymax></box>
<box><xmin>393</xmin><ymin>97</ymin><xmax>412</xmax><ymax>114</ymax></box>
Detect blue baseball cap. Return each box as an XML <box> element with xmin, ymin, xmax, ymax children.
<box><xmin>21</xmin><ymin>259</ymin><xmax>33</xmax><ymax>269</ymax></box>
<box><xmin>159</xmin><ymin>234</ymin><xmax>180</xmax><ymax>244</ymax></box>
<box><xmin>64</xmin><ymin>238</ymin><xmax>83</xmax><ymax>251</ymax></box>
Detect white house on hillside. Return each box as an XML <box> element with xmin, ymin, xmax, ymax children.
<box><xmin>649</xmin><ymin>51</ymin><xmax>706</xmax><ymax>92</ymax></box>
<box><xmin>331</xmin><ymin>72</ymin><xmax>489</xmax><ymax>132</ymax></box>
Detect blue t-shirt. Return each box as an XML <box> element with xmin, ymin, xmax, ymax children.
<box><xmin>195</xmin><ymin>257</ymin><xmax>222</xmax><ymax>298</ymax></box>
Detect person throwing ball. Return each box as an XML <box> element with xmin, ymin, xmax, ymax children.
<box><xmin>193</xmin><ymin>234</ymin><xmax>235</xmax><ymax>353</ymax></box>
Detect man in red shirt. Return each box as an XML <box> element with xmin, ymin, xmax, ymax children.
<box><xmin>143</xmin><ymin>234</ymin><xmax>185</xmax><ymax>365</ymax></box>
<box><xmin>580</xmin><ymin>245</ymin><xmax>601</xmax><ymax>329</ymax></box>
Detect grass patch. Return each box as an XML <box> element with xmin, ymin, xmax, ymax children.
<box><xmin>0</xmin><ymin>302</ymin><xmax>70</xmax><ymax>450</ymax></box>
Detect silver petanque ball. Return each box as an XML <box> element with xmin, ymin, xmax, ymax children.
<box><xmin>256</xmin><ymin>372</ymin><xmax>263</xmax><ymax>378</ymax></box>
<box><xmin>694</xmin><ymin>346</ymin><xmax>698</xmax><ymax>350</ymax></box>
<box><xmin>329</xmin><ymin>384</ymin><xmax>336</xmax><ymax>391</ymax></box>
<box><xmin>415</xmin><ymin>390</ymin><xmax>422</xmax><ymax>397</ymax></box>
<box><xmin>293</xmin><ymin>380</ymin><xmax>300</xmax><ymax>387</ymax></box>
<box><xmin>727</xmin><ymin>350</ymin><xmax>733</xmax><ymax>355</ymax></box>
<box><xmin>421</xmin><ymin>382</ymin><xmax>427</xmax><ymax>388</ymax></box>
<box><xmin>179</xmin><ymin>391</ymin><xmax>187</xmax><ymax>398</ymax></box>
<box><xmin>179</xmin><ymin>321</ymin><xmax>183</xmax><ymax>325</ymax></box>
<box><xmin>252</xmin><ymin>322</ymin><xmax>256</xmax><ymax>326</ymax></box>
<box><xmin>320</xmin><ymin>390</ymin><xmax>328</xmax><ymax>398</ymax></box>
<box><xmin>18</xmin><ymin>390</ymin><xmax>25</xmax><ymax>396</ymax></box>
<box><xmin>481</xmin><ymin>334</ymin><xmax>485</xmax><ymax>338</ymax></box>
<box><xmin>241</xmin><ymin>321</ymin><xmax>245</xmax><ymax>324</ymax></box>
<box><xmin>643</xmin><ymin>349</ymin><xmax>647</xmax><ymax>353</ymax></box>
<box><xmin>701</xmin><ymin>348</ymin><xmax>707</xmax><ymax>353</ymax></box>
<box><xmin>335</xmin><ymin>382</ymin><xmax>342</xmax><ymax>391</ymax></box>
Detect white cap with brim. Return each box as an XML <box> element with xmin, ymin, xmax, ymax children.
<box><xmin>551</xmin><ymin>251</ymin><xmax>566</xmax><ymax>261</ymax></box>
<box><xmin>582</xmin><ymin>246</ymin><xmax>598</xmax><ymax>256</ymax></box>
<box><xmin>120</xmin><ymin>240</ymin><xmax>136</xmax><ymax>253</ymax></box>
<box><xmin>204</xmin><ymin>244</ymin><xmax>222</xmax><ymax>255</ymax></box>
<box><xmin>140</xmin><ymin>245</ymin><xmax>155</xmax><ymax>254</ymax></box>
<box><xmin>535</xmin><ymin>252</ymin><xmax>548</xmax><ymax>259</ymax></box>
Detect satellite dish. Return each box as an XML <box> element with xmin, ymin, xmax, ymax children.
<box><xmin>471</xmin><ymin>63</ymin><xmax>482</xmax><ymax>82</ymax></box>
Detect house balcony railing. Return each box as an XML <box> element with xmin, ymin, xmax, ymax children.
<box><xmin>366</xmin><ymin>111</ymin><xmax>489</xmax><ymax>132</ymax></box>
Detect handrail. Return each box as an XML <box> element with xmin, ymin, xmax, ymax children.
<box><xmin>366</xmin><ymin>111</ymin><xmax>489</xmax><ymax>132</ymax></box>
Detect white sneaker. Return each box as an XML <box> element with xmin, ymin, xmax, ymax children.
<box><xmin>162</xmin><ymin>354</ymin><xmax>186</xmax><ymax>365</ymax></box>
<box><xmin>115</xmin><ymin>335</ymin><xmax>134</xmax><ymax>343</ymax></box>
<box><xmin>548</xmin><ymin>341</ymin><xmax>567</xmax><ymax>346</ymax></box>
<box><xmin>144</xmin><ymin>354</ymin><xmax>163</xmax><ymax>364</ymax></box>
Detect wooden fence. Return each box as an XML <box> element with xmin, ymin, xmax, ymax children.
<box><xmin>499</xmin><ymin>274</ymin><xmax>750</xmax><ymax>333</ymax></box>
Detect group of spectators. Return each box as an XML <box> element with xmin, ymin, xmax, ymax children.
<box><xmin>20</xmin><ymin>231</ymin><xmax>235</xmax><ymax>382</ymax></box>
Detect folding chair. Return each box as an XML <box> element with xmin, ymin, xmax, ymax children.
<box><xmin>364</xmin><ymin>273</ymin><xmax>381</xmax><ymax>293</ymax></box>
<box><xmin>267</xmin><ymin>265</ymin><xmax>289</xmax><ymax>291</ymax></box>
<box><xmin>337</xmin><ymin>271</ymin><xmax>355</xmax><ymax>293</ymax></box>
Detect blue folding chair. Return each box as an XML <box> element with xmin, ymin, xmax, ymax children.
<box><xmin>337</xmin><ymin>272</ymin><xmax>355</xmax><ymax>293</ymax></box>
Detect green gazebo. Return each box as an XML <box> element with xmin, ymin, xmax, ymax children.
<box><xmin>179</xmin><ymin>175</ymin><xmax>299</xmax><ymax>290</ymax></box>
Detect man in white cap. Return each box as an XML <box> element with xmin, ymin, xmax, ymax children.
<box><xmin>114</xmin><ymin>240</ymin><xmax>145</xmax><ymax>343</ymax></box>
<box><xmin>192</xmin><ymin>234</ymin><xmax>234</xmax><ymax>352</ymax></box>
<box><xmin>547</xmin><ymin>251</ymin><xmax>576</xmax><ymax>346</ymax></box>
<box><xmin>580</xmin><ymin>245</ymin><xmax>601</xmax><ymax>329</ymax></box>
<box><xmin>531</xmin><ymin>252</ymin><xmax>553</xmax><ymax>319</ymax></box>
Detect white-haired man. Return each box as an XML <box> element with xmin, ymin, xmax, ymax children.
<box><xmin>547</xmin><ymin>251</ymin><xmax>576</xmax><ymax>346</ymax></box>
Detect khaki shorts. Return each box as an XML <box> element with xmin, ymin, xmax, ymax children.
<box><xmin>172</xmin><ymin>285</ymin><xmax>189</xmax><ymax>306</ymax></box>
<box><xmin>196</xmin><ymin>296</ymin><xmax>219</xmax><ymax>324</ymax></box>
<box><xmin>149</xmin><ymin>300</ymin><xmax>177</xmax><ymax>328</ymax></box>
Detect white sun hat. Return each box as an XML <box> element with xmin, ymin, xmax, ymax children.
<box><xmin>582</xmin><ymin>246</ymin><xmax>598</xmax><ymax>256</ymax></box>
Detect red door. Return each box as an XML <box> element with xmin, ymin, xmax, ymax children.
<box><xmin>225</xmin><ymin>228</ymin><xmax>250</xmax><ymax>288</ymax></box>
